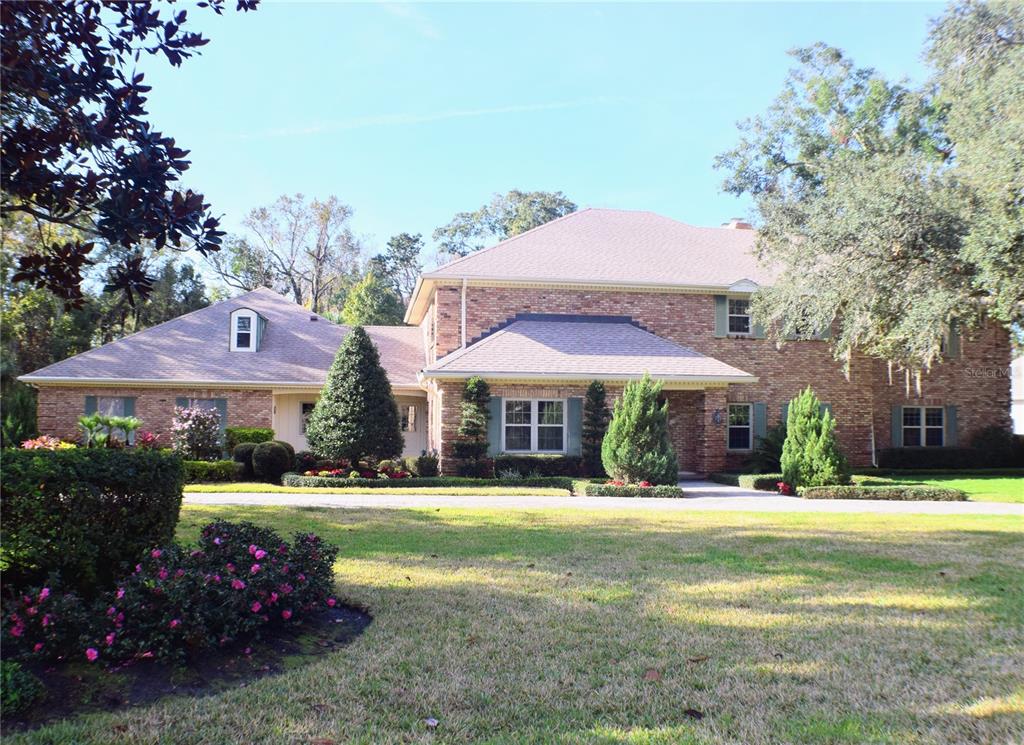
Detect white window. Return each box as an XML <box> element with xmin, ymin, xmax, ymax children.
<box><xmin>503</xmin><ymin>399</ymin><xmax>565</xmax><ymax>453</ymax></box>
<box><xmin>728</xmin><ymin>298</ymin><xmax>751</xmax><ymax>335</ymax></box>
<box><xmin>728</xmin><ymin>403</ymin><xmax>753</xmax><ymax>450</ymax></box>
<box><xmin>230</xmin><ymin>309</ymin><xmax>258</xmax><ymax>352</ymax></box>
<box><xmin>301</xmin><ymin>402</ymin><xmax>315</xmax><ymax>434</ymax></box>
<box><xmin>96</xmin><ymin>396</ymin><xmax>126</xmax><ymax>416</ymax></box>
<box><xmin>902</xmin><ymin>406</ymin><xmax>944</xmax><ymax>447</ymax></box>
<box><xmin>402</xmin><ymin>405</ymin><xmax>417</xmax><ymax>433</ymax></box>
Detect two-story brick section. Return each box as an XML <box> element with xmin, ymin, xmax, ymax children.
<box><xmin>23</xmin><ymin>208</ymin><xmax>1012</xmax><ymax>475</ymax></box>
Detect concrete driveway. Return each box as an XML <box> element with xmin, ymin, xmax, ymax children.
<box><xmin>184</xmin><ymin>480</ymin><xmax>1023</xmax><ymax>516</ymax></box>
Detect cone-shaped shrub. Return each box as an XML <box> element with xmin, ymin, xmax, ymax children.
<box><xmin>601</xmin><ymin>374</ymin><xmax>678</xmax><ymax>485</ymax></box>
<box><xmin>780</xmin><ymin>387</ymin><xmax>850</xmax><ymax>489</ymax></box>
<box><xmin>582</xmin><ymin>381</ymin><xmax>610</xmax><ymax>476</ymax></box>
<box><xmin>305</xmin><ymin>326</ymin><xmax>402</xmax><ymax>463</ymax></box>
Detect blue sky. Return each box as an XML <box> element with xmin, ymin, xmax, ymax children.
<box><xmin>141</xmin><ymin>1</ymin><xmax>944</xmax><ymax>268</ymax></box>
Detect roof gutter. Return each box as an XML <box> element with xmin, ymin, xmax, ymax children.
<box><xmin>417</xmin><ymin>370</ymin><xmax>757</xmax><ymax>385</ymax></box>
<box><xmin>19</xmin><ymin>375</ymin><xmax>426</xmax><ymax>392</ymax></box>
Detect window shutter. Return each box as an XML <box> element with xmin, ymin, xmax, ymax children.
<box><xmin>751</xmin><ymin>319</ymin><xmax>766</xmax><ymax>340</ymax></box>
<box><xmin>175</xmin><ymin>397</ymin><xmax>188</xmax><ymax>409</ymax></box>
<box><xmin>486</xmin><ymin>396</ymin><xmax>502</xmax><ymax>456</ymax></box>
<box><xmin>819</xmin><ymin>403</ymin><xmax>832</xmax><ymax>418</ymax></box>
<box><xmin>945</xmin><ymin>405</ymin><xmax>958</xmax><ymax>446</ymax></box>
<box><xmin>752</xmin><ymin>402</ymin><xmax>767</xmax><ymax>442</ymax></box>
<box><xmin>123</xmin><ymin>397</ymin><xmax>136</xmax><ymax>417</ymax></box>
<box><xmin>566</xmin><ymin>397</ymin><xmax>583</xmax><ymax>456</ymax></box>
<box><xmin>214</xmin><ymin>398</ymin><xmax>228</xmax><ymax>430</ymax></box>
<box><xmin>781</xmin><ymin>403</ymin><xmax>789</xmax><ymax>426</ymax></box>
<box><xmin>84</xmin><ymin>396</ymin><xmax>97</xmax><ymax>415</ymax></box>
<box><xmin>713</xmin><ymin>295</ymin><xmax>727</xmax><ymax>338</ymax></box>
<box><xmin>946</xmin><ymin>325</ymin><xmax>961</xmax><ymax>358</ymax></box>
<box><xmin>891</xmin><ymin>406</ymin><xmax>903</xmax><ymax>448</ymax></box>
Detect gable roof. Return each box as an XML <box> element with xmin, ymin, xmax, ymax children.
<box><xmin>422</xmin><ymin>315</ymin><xmax>755</xmax><ymax>385</ymax></box>
<box><xmin>406</xmin><ymin>208</ymin><xmax>776</xmax><ymax>323</ymax></box>
<box><xmin>20</xmin><ymin>287</ymin><xmax>425</xmax><ymax>390</ymax></box>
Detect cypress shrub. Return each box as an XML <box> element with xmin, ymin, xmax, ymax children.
<box><xmin>582</xmin><ymin>381</ymin><xmax>610</xmax><ymax>476</ymax></box>
<box><xmin>304</xmin><ymin>326</ymin><xmax>403</xmax><ymax>463</ymax></box>
<box><xmin>452</xmin><ymin>377</ymin><xmax>491</xmax><ymax>475</ymax></box>
<box><xmin>780</xmin><ymin>387</ymin><xmax>850</xmax><ymax>489</ymax></box>
<box><xmin>600</xmin><ymin>374</ymin><xmax>678</xmax><ymax>485</ymax></box>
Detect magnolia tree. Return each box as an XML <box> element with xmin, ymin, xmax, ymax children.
<box><xmin>171</xmin><ymin>407</ymin><xmax>222</xmax><ymax>461</ymax></box>
<box><xmin>601</xmin><ymin>374</ymin><xmax>678</xmax><ymax>485</ymax></box>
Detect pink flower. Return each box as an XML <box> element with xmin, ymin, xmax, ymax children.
<box><xmin>107</xmin><ymin>606</ymin><xmax>117</xmax><ymax>616</ymax></box>
<box><xmin>169</xmin><ymin>619</ymin><xmax>181</xmax><ymax>629</ymax></box>
<box><xmin>33</xmin><ymin>642</ymin><xmax>44</xmax><ymax>653</ymax></box>
<box><xmin>250</xmin><ymin>564</ymin><xmax>261</xmax><ymax>574</ymax></box>
<box><xmin>279</xmin><ymin>583</ymin><xmax>293</xmax><ymax>594</ymax></box>
<box><xmin>231</xmin><ymin>579</ymin><xmax>246</xmax><ymax>590</ymax></box>
<box><xmin>38</xmin><ymin>587</ymin><xmax>51</xmax><ymax>602</ymax></box>
<box><xmin>254</xmin><ymin>549</ymin><xmax>267</xmax><ymax>560</ymax></box>
<box><xmin>175</xmin><ymin>569</ymin><xmax>185</xmax><ymax>578</ymax></box>
<box><xmin>42</xmin><ymin>614</ymin><xmax>52</xmax><ymax>627</ymax></box>
<box><xmin>116</xmin><ymin>588</ymin><xmax>125</xmax><ymax>600</ymax></box>
<box><xmin>158</xmin><ymin>568</ymin><xmax>169</xmax><ymax>580</ymax></box>
<box><xmin>214</xmin><ymin>537</ymin><xmax>222</xmax><ymax>545</ymax></box>
<box><xmin>251</xmin><ymin>601</ymin><xmax>262</xmax><ymax>613</ymax></box>
<box><xmin>140</xmin><ymin>651</ymin><xmax>154</xmax><ymax>659</ymax></box>
<box><xmin>248</xmin><ymin>544</ymin><xmax>257</xmax><ymax>556</ymax></box>
<box><xmin>26</xmin><ymin>606</ymin><xmax>37</xmax><ymax>616</ymax></box>
<box><xmin>10</xmin><ymin>624</ymin><xmax>24</xmax><ymax>637</ymax></box>
<box><xmin>226</xmin><ymin>563</ymin><xmax>236</xmax><ymax>573</ymax></box>
<box><xmin>326</xmin><ymin>598</ymin><xmax>336</xmax><ymax>608</ymax></box>
<box><xmin>115</xmin><ymin>612</ymin><xmax>124</xmax><ymax>627</ymax></box>
<box><xmin>86</xmin><ymin>648</ymin><xmax>99</xmax><ymax>662</ymax></box>
<box><xmin>212</xmin><ymin>574</ymin><xmax>222</xmax><ymax>584</ymax></box>
<box><xmin>269</xmin><ymin>592</ymin><xmax>279</xmax><ymax>604</ymax></box>
<box><xmin>135</xmin><ymin>564</ymin><xmax>142</xmax><ymax>574</ymax></box>
<box><xmin>281</xmin><ymin>609</ymin><xmax>292</xmax><ymax>620</ymax></box>
<box><xmin>151</xmin><ymin>549</ymin><xmax>162</xmax><ymax>559</ymax></box>
<box><xmin>105</xmin><ymin>632</ymin><xmax>116</xmax><ymax>646</ymax></box>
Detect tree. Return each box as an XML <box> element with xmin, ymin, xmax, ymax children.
<box><xmin>582</xmin><ymin>381</ymin><xmax>610</xmax><ymax>476</ymax></box>
<box><xmin>207</xmin><ymin>195</ymin><xmax>363</xmax><ymax>313</ymax></box>
<box><xmin>601</xmin><ymin>374</ymin><xmax>678</xmax><ymax>485</ymax></box>
<box><xmin>304</xmin><ymin>326</ymin><xmax>402</xmax><ymax>463</ymax></box>
<box><xmin>452</xmin><ymin>377</ymin><xmax>491</xmax><ymax>475</ymax></box>
<box><xmin>340</xmin><ymin>272</ymin><xmax>405</xmax><ymax>326</ymax></box>
<box><xmin>2</xmin><ymin>0</ymin><xmax>257</xmax><ymax>305</ymax></box>
<box><xmin>370</xmin><ymin>233</ymin><xmax>424</xmax><ymax>301</ymax></box>
<box><xmin>433</xmin><ymin>190</ymin><xmax>577</xmax><ymax>259</ymax></box>
<box><xmin>780</xmin><ymin>387</ymin><xmax>850</xmax><ymax>489</ymax></box>
<box><xmin>716</xmin><ymin>13</ymin><xmax>1023</xmax><ymax>374</ymax></box>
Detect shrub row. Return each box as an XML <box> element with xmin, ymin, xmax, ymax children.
<box><xmin>224</xmin><ymin>426</ymin><xmax>275</xmax><ymax>452</ymax></box>
<box><xmin>877</xmin><ymin>440</ymin><xmax>1024</xmax><ymax>470</ymax></box>
<box><xmin>708</xmin><ymin>473</ymin><xmax>783</xmax><ymax>491</ymax></box>
<box><xmin>571</xmin><ymin>481</ymin><xmax>685</xmax><ymax>498</ymax></box>
<box><xmin>184</xmin><ymin>459</ymin><xmax>243</xmax><ymax>483</ymax></box>
<box><xmin>493</xmin><ymin>454</ymin><xmax>585</xmax><ymax>477</ymax></box>
<box><xmin>2</xmin><ymin>449</ymin><xmax>184</xmax><ymax>595</ymax></box>
<box><xmin>801</xmin><ymin>485</ymin><xmax>968</xmax><ymax>501</ymax></box>
<box><xmin>281</xmin><ymin>473</ymin><xmax>575</xmax><ymax>491</ymax></box>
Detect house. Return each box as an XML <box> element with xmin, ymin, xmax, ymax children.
<box><xmin>1013</xmin><ymin>357</ymin><xmax>1024</xmax><ymax>434</ymax></box>
<box><xmin>23</xmin><ymin>208</ymin><xmax>1013</xmax><ymax>474</ymax></box>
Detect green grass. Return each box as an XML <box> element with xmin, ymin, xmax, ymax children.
<box><xmin>855</xmin><ymin>474</ymin><xmax>1023</xmax><ymax>503</ymax></box>
<box><xmin>11</xmin><ymin>506</ymin><xmax>1024</xmax><ymax>744</ymax></box>
<box><xmin>186</xmin><ymin>482</ymin><xmax>571</xmax><ymax>496</ymax></box>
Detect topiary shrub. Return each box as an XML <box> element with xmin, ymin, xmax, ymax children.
<box><xmin>251</xmin><ymin>441</ymin><xmax>292</xmax><ymax>483</ymax></box>
<box><xmin>1</xmin><ymin>449</ymin><xmax>184</xmax><ymax>595</ymax></box>
<box><xmin>968</xmin><ymin>425</ymin><xmax>1021</xmax><ymax>467</ymax></box>
<box><xmin>452</xmin><ymin>377</ymin><xmax>491</xmax><ymax>472</ymax></box>
<box><xmin>233</xmin><ymin>442</ymin><xmax>258</xmax><ymax>479</ymax></box>
<box><xmin>224</xmin><ymin>426</ymin><xmax>274</xmax><ymax>452</ymax></box>
<box><xmin>404</xmin><ymin>451</ymin><xmax>439</xmax><ymax>477</ymax></box>
<box><xmin>601</xmin><ymin>373</ymin><xmax>678</xmax><ymax>485</ymax></box>
<box><xmin>582</xmin><ymin>381</ymin><xmax>610</xmax><ymax>476</ymax></box>
<box><xmin>272</xmin><ymin>440</ymin><xmax>295</xmax><ymax>471</ymax></box>
<box><xmin>183</xmin><ymin>459</ymin><xmax>242</xmax><ymax>483</ymax></box>
<box><xmin>780</xmin><ymin>387</ymin><xmax>850</xmax><ymax>489</ymax></box>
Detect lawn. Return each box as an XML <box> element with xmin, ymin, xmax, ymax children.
<box><xmin>857</xmin><ymin>474</ymin><xmax>1023</xmax><ymax>503</ymax></box>
<box><xmin>185</xmin><ymin>482</ymin><xmax>571</xmax><ymax>496</ymax></box>
<box><xmin>12</xmin><ymin>506</ymin><xmax>1023</xmax><ymax>744</ymax></box>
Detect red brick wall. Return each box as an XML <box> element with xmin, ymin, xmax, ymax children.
<box><xmin>427</xmin><ymin>285</ymin><xmax>1012</xmax><ymax>469</ymax></box>
<box><xmin>36</xmin><ymin>386</ymin><xmax>273</xmax><ymax>446</ymax></box>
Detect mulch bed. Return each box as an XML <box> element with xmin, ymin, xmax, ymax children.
<box><xmin>4</xmin><ymin>604</ymin><xmax>372</xmax><ymax>733</ymax></box>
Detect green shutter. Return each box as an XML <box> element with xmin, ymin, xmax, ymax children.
<box><xmin>891</xmin><ymin>406</ymin><xmax>903</xmax><ymax>448</ymax></box>
<box><xmin>566</xmin><ymin>397</ymin><xmax>583</xmax><ymax>456</ymax></box>
<box><xmin>946</xmin><ymin>325</ymin><xmax>961</xmax><ymax>358</ymax></box>
<box><xmin>123</xmin><ymin>397</ymin><xmax>135</xmax><ymax>417</ymax></box>
<box><xmin>781</xmin><ymin>403</ymin><xmax>789</xmax><ymax>426</ymax></box>
<box><xmin>486</xmin><ymin>396</ymin><xmax>502</xmax><ymax>456</ymax></box>
<box><xmin>752</xmin><ymin>402</ymin><xmax>767</xmax><ymax>442</ymax></box>
<box><xmin>84</xmin><ymin>396</ymin><xmax>97</xmax><ymax>414</ymax></box>
<box><xmin>819</xmin><ymin>403</ymin><xmax>832</xmax><ymax>417</ymax></box>
<box><xmin>945</xmin><ymin>405</ymin><xmax>958</xmax><ymax>446</ymax></box>
<box><xmin>713</xmin><ymin>295</ymin><xmax>727</xmax><ymax>338</ymax></box>
<box><xmin>175</xmin><ymin>397</ymin><xmax>188</xmax><ymax>409</ymax></box>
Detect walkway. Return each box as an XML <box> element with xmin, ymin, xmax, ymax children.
<box><xmin>184</xmin><ymin>480</ymin><xmax>1023</xmax><ymax>516</ymax></box>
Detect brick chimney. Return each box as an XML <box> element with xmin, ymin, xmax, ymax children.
<box><xmin>722</xmin><ymin>217</ymin><xmax>753</xmax><ymax>230</ymax></box>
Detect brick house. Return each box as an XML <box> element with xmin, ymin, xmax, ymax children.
<box><xmin>23</xmin><ymin>208</ymin><xmax>1012</xmax><ymax>474</ymax></box>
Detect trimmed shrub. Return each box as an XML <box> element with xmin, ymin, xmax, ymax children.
<box><xmin>305</xmin><ymin>326</ymin><xmax>403</xmax><ymax>462</ymax></box>
<box><xmin>453</xmin><ymin>377</ymin><xmax>491</xmax><ymax>467</ymax></box>
<box><xmin>708</xmin><ymin>472</ymin><xmax>784</xmax><ymax>491</ymax></box>
<box><xmin>802</xmin><ymin>485</ymin><xmax>968</xmax><ymax>501</ymax></box>
<box><xmin>582</xmin><ymin>381</ymin><xmax>610</xmax><ymax>476</ymax></box>
<box><xmin>233</xmin><ymin>442</ymin><xmax>258</xmax><ymax>479</ymax></box>
<box><xmin>404</xmin><ymin>451</ymin><xmax>439</xmax><ymax>477</ymax></box>
<box><xmin>493</xmin><ymin>454</ymin><xmax>584</xmax><ymax>477</ymax></box>
<box><xmin>0</xmin><ymin>661</ymin><xmax>44</xmax><ymax>716</ymax></box>
<box><xmin>601</xmin><ymin>373</ymin><xmax>678</xmax><ymax>485</ymax></box>
<box><xmin>184</xmin><ymin>459</ymin><xmax>243</xmax><ymax>483</ymax></box>
<box><xmin>781</xmin><ymin>387</ymin><xmax>850</xmax><ymax>489</ymax></box>
<box><xmin>1</xmin><ymin>449</ymin><xmax>184</xmax><ymax>595</ymax></box>
<box><xmin>171</xmin><ymin>406</ymin><xmax>222</xmax><ymax>461</ymax></box>
<box><xmin>282</xmin><ymin>472</ymin><xmax>575</xmax><ymax>491</ymax></box>
<box><xmin>272</xmin><ymin>439</ymin><xmax>296</xmax><ymax>465</ymax></box>
<box><xmin>294</xmin><ymin>450</ymin><xmax>319</xmax><ymax>473</ymax></box>
<box><xmin>572</xmin><ymin>480</ymin><xmax>685</xmax><ymax>498</ymax></box>
<box><xmin>225</xmin><ymin>426</ymin><xmax>274</xmax><ymax>452</ymax></box>
<box><xmin>968</xmin><ymin>426</ymin><xmax>1021</xmax><ymax>467</ymax></box>
<box><xmin>877</xmin><ymin>447</ymin><xmax>986</xmax><ymax>469</ymax></box>
<box><xmin>252</xmin><ymin>441</ymin><xmax>292</xmax><ymax>483</ymax></box>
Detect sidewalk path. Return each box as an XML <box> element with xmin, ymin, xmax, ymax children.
<box><xmin>184</xmin><ymin>480</ymin><xmax>1023</xmax><ymax>516</ymax></box>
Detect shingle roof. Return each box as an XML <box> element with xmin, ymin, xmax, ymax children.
<box><xmin>21</xmin><ymin>287</ymin><xmax>425</xmax><ymax>389</ymax></box>
<box><xmin>423</xmin><ymin>316</ymin><xmax>754</xmax><ymax>383</ymax></box>
<box><xmin>425</xmin><ymin>208</ymin><xmax>775</xmax><ymax>287</ymax></box>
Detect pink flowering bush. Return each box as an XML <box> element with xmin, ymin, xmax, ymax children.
<box><xmin>171</xmin><ymin>406</ymin><xmax>222</xmax><ymax>460</ymax></box>
<box><xmin>1</xmin><ymin>521</ymin><xmax>339</xmax><ymax>665</ymax></box>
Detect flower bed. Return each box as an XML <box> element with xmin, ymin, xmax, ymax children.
<box><xmin>572</xmin><ymin>480</ymin><xmax>685</xmax><ymax>498</ymax></box>
<box><xmin>282</xmin><ymin>473</ymin><xmax>575</xmax><ymax>491</ymax></box>
<box><xmin>801</xmin><ymin>486</ymin><xmax>968</xmax><ymax>501</ymax></box>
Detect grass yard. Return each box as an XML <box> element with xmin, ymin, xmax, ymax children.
<box><xmin>857</xmin><ymin>474</ymin><xmax>1023</xmax><ymax>503</ymax></box>
<box><xmin>12</xmin><ymin>506</ymin><xmax>1023</xmax><ymax>744</ymax></box>
<box><xmin>185</xmin><ymin>482</ymin><xmax>571</xmax><ymax>496</ymax></box>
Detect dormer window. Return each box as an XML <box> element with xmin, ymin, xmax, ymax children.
<box><xmin>230</xmin><ymin>309</ymin><xmax>260</xmax><ymax>352</ymax></box>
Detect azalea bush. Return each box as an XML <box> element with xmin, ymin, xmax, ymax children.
<box><xmin>171</xmin><ymin>406</ymin><xmax>222</xmax><ymax>461</ymax></box>
<box><xmin>1</xmin><ymin>521</ymin><xmax>340</xmax><ymax>665</ymax></box>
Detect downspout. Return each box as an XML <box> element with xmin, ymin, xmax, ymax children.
<box><xmin>460</xmin><ymin>278</ymin><xmax>467</xmax><ymax>349</ymax></box>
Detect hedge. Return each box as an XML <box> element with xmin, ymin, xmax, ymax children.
<box><xmin>404</xmin><ymin>453</ymin><xmax>439</xmax><ymax>477</ymax></box>
<box><xmin>494</xmin><ymin>454</ymin><xmax>585</xmax><ymax>477</ymax></box>
<box><xmin>183</xmin><ymin>459</ymin><xmax>243</xmax><ymax>483</ymax></box>
<box><xmin>708</xmin><ymin>473</ymin><xmax>783</xmax><ymax>491</ymax></box>
<box><xmin>852</xmin><ymin>468</ymin><xmax>1024</xmax><ymax>478</ymax></box>
<box><xmin>1</xmin><ymin>449</ymin><xmax>184</xmax><ymax>595</ymax></box>
<box><xmin>876</xmin><ymin>446</ymin><xmax>1023</xmax><ymax>470</ymax></box>
<box><xmin>571</xmin><ymin>481</ymin><xmax>685</xmax><ymax>498</ymax></box>
<box><xmin>801</xmin><ymin>485</ymin><xmax>968</xmax><ymax>501</ymax></box>
<box><xmin>224</xmin><ymin>426</ymin><xmax>275</xmax><ymax>452</ymax></box>
<box><xmin>282</xmin><ymin>473</ymin><xmax>575</xmax><ymax>491</ymax></box>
